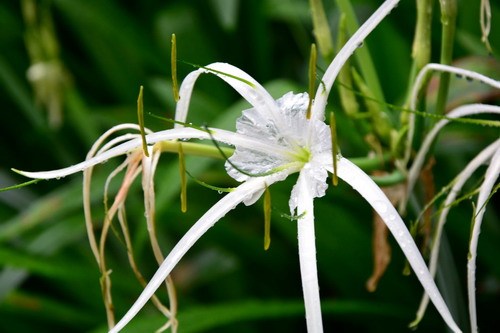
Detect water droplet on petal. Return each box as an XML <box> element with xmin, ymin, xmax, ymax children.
<box><xmin>373</xmin><ymin>200</ymin><xmax>388</xmax><ymax>214</ymax></box>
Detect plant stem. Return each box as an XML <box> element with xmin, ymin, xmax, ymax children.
<box><xmin>309</xmin><ymin>0</ymin><xmax>335</xmax><ymax>60</ymax></box>
<box><xmin>334</xmin><ymin>0</ymin><xmax>387</xmax><ymax>110</ymax></box>
<box><xmin>435</xmin><ymin>0</ymin><xmax>457</xmax><ymax>115</ymax></box>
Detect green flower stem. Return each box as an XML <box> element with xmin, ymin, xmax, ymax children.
<box><xmin>334</xmin><ymin>0</ymin><xmax>386</xmax><ymax>112</ymax></box>
<box><xmin>401</xmin><ymin>0</ymin><xmax>433</xmax><ymax>136</ymax></box>
<box><xmin>155</xmin><ymin>141</ymin><xmax>233</xmax><ymax>159</ymax></box>
<box><xmin>435</xmin><ymin>0</ymin><xmax>457</xmax><ymax>115</ymax></box>
<box><xmin>309</xmin><ymin>0</ymin><xmax>335</xmax><ymax>60</ymax></box>
<box><xmin>370</xmin><ymin>170</ymin><xmax>405</xmax><ymax>186</ymax></box>
<box><xmin>337</xmin><ymin>14</ymin><xmax>360</xmax><ymax>117</ymax></box>
<box><xmin>412</xmin><ymin>0</ymin><xmax>434</xmax><ymax>71</ymax></box>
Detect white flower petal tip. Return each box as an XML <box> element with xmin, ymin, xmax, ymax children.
<box><xmin>467</xmin><ymin>147</ymin><xmax>500</xmax><ymax>333</ymax></box>
<box><xmin>108</xmin><ymin>175</ymin><xmax>285</xmax><ymax>333</ymax></box>
<box><xmin>413</xmin><ymin>139</ymin><xmax>500</xmax><ymax>325</ymax></box>
<box><xmin>335</xmin><ymin>157</ymin><xmax>462</xmax><ymax>333</ymax></box>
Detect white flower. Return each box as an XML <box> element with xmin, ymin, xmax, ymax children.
<box><xmin>14</xmin><ymin>0</ymin><xmax>463</xmax><ymax>332</ymax></box>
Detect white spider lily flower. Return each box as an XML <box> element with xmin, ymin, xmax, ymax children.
<box><xmin>14</xmin><ymin>0</ymin><xmax>462</xmax><ymax>332</ymax></box>
<box><xmin>15</xmin><ymin>75</ymin><xmax>462</xmax><ymax>333</ymax></box>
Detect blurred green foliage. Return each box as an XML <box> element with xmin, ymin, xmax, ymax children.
<box><xmin>0</xmin><ymin>0</ymin><xmax>499</xmax><ymax>332</ymax></box>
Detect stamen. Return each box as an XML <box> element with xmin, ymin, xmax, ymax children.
<box><xmin>0</xmin><ymin>178</ymin><xmax>40</xmax><ymax>192</ymax></box>
<box><xmin>171</xmin><ymin>34</ymin><xmax>180</xmax><ymax>102</ymax></box>
<box><xmin>329</xmin><ymin>112</ymin><xmax>339</xmax><ymax>186</ymax></box>
<box><xmin>178</xmin><ymin>142</ymin><xmax>187</xmax><ymax>213</ymax></box>
<box><xmin>264</xmin><ymin>185</ymin><xmax>272</xmax><ymax>250</ymax></box>
<box><xmin>280</xmin><ymin>212</ymin><xmax>306</xmax><ymax>221</ymax></box>
<box><xmin>185</xmin><ymin>169</ymin><xmax>234</xmax><ymax>193</ymax></box>
<box><xmin>137</xmin><ymin>86</ymin><xmax>149</xmax><ymax>157</ymax></box>
<box><xmin>307</xmin><ymin>43</ymin><xmax>317</xmax><ymax>119</ymax></box>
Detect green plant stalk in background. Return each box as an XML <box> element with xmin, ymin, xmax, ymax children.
<box><xmin>308</xmin><ymin>0</ymin><xmax>334</xmax><ymax>60</ymax></box>
<box><xmin>435</xmin><ymin>0</ymin><xmax>457</xmax><ymax>115</ymax></box>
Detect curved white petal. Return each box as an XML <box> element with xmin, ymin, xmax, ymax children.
<box><xmin>405</xmin><ymin>63</ymin><xmax>500</xmax><ymax>164</ymax></box>
<box><xmin>333</xmin><ymin>157</ymin><xmax>462</xmax><ymax>333</ymax></box>
<box><xmin>174</xmin><ymin>69</ymin><xmax>205</xmax><ymax>127</ymax></box>
<box><xmin>13</xmin><ymin>128</ymin><xmax>203</xmax><ymax>179</ymax></box>
<box><xmin>468</xmin><ymin>146</ymin><xmax>500</xmax><ymax>333</ymax></box>
<box><xmin>311</xmin><ymin>0</ymin><xmax>400</xmax><ymax>122</ymax></box>
<box><xmin>414</xmin><ymin>139</ymin><xmax>500</xmax><ymax>325</ymax></box>
<box><xmin>289</xmin><ymin>161</ymin><xmax>329</xmax><ymax>214</ymax></box>
<box><xmin>81</xmin><ymin>124</ymin><xmax>150</xmax><ymax>263</ymax></box>
<box><xmin>108</xmin><ymin>173</ymin><xmax>287</xmax><ymax>333</ymax></box>
<box><xmin>295</xmin><ymin>171</ymin><xmax>324</xmax><ymax>333</ymax></box>
<box><xmin>406</xmin><ymin>104</ymin><xmax>500</xmax><ymax>208</ymax></box>
<box><xmin>14</xmin><ymin>127</ymin><xmax>292</xmax><ymax>180</ymax></box>
<box><xmin>203</xmin><ymin>63</ymin><xmax>284</xmax><ymax>125</ymax></box>
<box><xmin>174</xmin><ymin>62</ymin><xmax>284</xmax><ymax>130</ymax></box>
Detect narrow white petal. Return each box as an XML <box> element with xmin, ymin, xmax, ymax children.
<box><xmin>468</xmin><ymin>146</ymin><xmax>500</xmax><ymax>333</ymax></box>
<box><xmin>109</xmin><ymin>174</ymin><xmax>285</xmax><ymax>333</ymax></box>
<box><xmin>406</xmin><ymin>63</ymin><xmax>500</xmax><ymax>164</ymax></box>
<box><xmin>203</xmin><ymin>63</ymin><xmax>284</xmax><ymax>125</ymax></box>
<box><xmin>295</xmin><ymin>171</ymin><xmax>324</xmax><ymax>333</ymax></box>
<box><xmin>414</xmin><ymin>139</ymin><xmax>500</xmax><ymax>324</ymax></box>
<box><xmin>289</xmin><ymin>162</ymin><xmax>329</xmax><ymax>214</ymax></box>
<box><xmin>14</xmin><ymin>127</ymin><xmax>194</xmax><ymax>179</ymax></box>
<box><xmin>311</xmin><ymin>0</ymin><xmax>400</xmax><ymax>121</ymax></box>
<box><xmin>14</xmin><ymin>126</ymin><xmax>293</xmax><ymax>180</ymax></box>
<box><xmin>175</xmin><ymin>62</ymin><xmax>284</xmax><ymax>130</ymax></box>
<box><xmin>174</xmin><ymin>69</ymin><xmax>205</xmax><ymax>127</ymax></box>
<box><xmin>333</xmin><ymin>157</ymin><xmax>462</xmax><ymax>333</ymax></box>
<box><xmin>405</xmin><ymin>104</ymin><xmax>500</xmax><ymax>209</ymax></box>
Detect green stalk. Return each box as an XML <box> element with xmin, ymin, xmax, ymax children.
<box><xmin>308</xmin><ymin>0</ymin><xmax>335</xmax><ymax>60</ymax></box>
<box><xmin>337</xmin><ymin>14</ymin><xmax>360</xmax><ymax>117</ymax></box>
<box><xmin>412</xmin><ymin>0</ymin><xmax>434</xmax><ymax>71</ymax></box>
<box><xmin>334</xmin><ymin>0</ymin><xmax>386</xmax><ymax>110</ymax></box>
<box><xmin>307</xmin><ymin>43</ymin><xmax>317</xmax><ymax>119</ymax></box>
<box><xmin>401</xmin><ymin>0</ymin><xmax>434</xmax><ymax>131</ymax></box>
<box><xmin>156</xmin><ymin>141</ymin><xmax>233</xmax><ymax>159</ymax></box>
<box><xmin>263</xmin><ymin>186</ymin><xmax>272</xmax><ymax>250</ymax></box>
<box><xmin>137</xmin><ymin>86</ymin><xmax>149</xmax><ymax>157</ymax></box>
<box><xmin>435</xmin><ymin>0</ymin><xmax>457</xmax><ymax>115</ymax></box>
<box><xmin>178</xmin><ymin>142</ymin><xmax>187</xmax><ymax>213</ymax></box>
